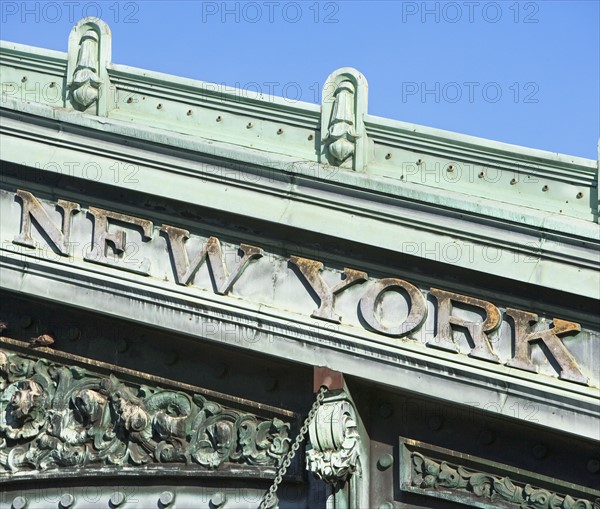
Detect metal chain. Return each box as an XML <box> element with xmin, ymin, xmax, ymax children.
<box><xmin>259</xmin><ymin>386</ymin><xmax>328</xmax><ymax>509</ymax></box>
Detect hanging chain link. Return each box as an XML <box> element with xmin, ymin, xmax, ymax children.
<box><xmin>259</xmin><ymin>385</ymin><xmax>328</xmax><ymax>509</ymax></box>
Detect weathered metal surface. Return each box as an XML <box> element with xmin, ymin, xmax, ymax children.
<box><xmin>0</xmin><ymin>338</ymin><xmax>297</xmax><ymax>483</ymax></box>
<box><xmin>313</xmin><ymin>367</ymin><xmax>345</xmax><ymax>393</ymax></box>
<box><xmin>0</xmin><ymin>17</ymin><xmax>598</xmax><ymax>508</ymax></box>
<box><xmin>398</xmin><ymin>438</ymin><xmax>600</xmax><ymax>509</ymax></box>
<box><xmin>1</xmin><ymin>184</ymin><xmax>598</xmax><ymax>442</ymax></box>
<box><xmin>2</xmin><ymin>188</ymin><xmax>597</xmax><ymax>391</ymax></box>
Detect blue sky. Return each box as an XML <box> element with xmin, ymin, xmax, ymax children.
<box><xmin>1</xmin><ymin>1</ymin><xmax>599</xmax><ymax>159</ymax></box>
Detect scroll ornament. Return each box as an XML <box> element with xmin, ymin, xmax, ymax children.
<box><xmin>306</xmin><ymin>399</ymin><xmax>360</xmax><ymax>486</ymax></box>
<box><xmin>411</xmin><ymin>452</ymin><xmax>596</xmax><ymax>509</ymax></box>
<box><xmin>0</xmin><ymin>349</ymin><xmax>290</xmax><ymax>474</ymax></box>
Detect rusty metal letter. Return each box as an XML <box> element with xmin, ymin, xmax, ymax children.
<box><xmin>85</xmin><ymin>207</ymin><xmax>153</xmax><ymax>275</ymax></box>
<box><xmin>359</xmin><ymin>278</ymin><xmax>426</xmax><ymax>337</ymax></box>
<box><xmin>506</xmin><ymin>308</ymin><xmax>588</xmax><ymax>385</ymax></box>
<box><xmin>427</xmin><ymin>288</ymin><xmax>501</xmax><ymax>363</ymax></box>
<box><xmin>289</xmin><ymin>256</ymin><xmax>367</xmax><ymax>323</ymax></box>
<box><xmin>13</xmin><ymin>190</ymin><xmax>80</xmax><ymax>255</ymax></box>
<box><xmin>161</xmin><ymin>225</ymin><xmax>263</xmax><ymax>294</ymax></box>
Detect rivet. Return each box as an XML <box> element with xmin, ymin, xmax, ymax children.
<box><xmin>378</xmin><ymin>503</ymin><xmax>394</xmax><ymax>509</ymax></box>
<box><xmin>66</xmin><ymin>327</ymin><xmax>80</xmax><ymax>342</ymax></box>
<box><xmin>126</xmin><ymin>97</ymin><xmax>133</xmax><ymax>103</ymax></box>
<box><xmin>157</xmin><ymin>103</ymin><xmax>163</xmax><ymax>110</ymax></box>
<box><xmin>478</xmin><ymin>429</ymin><xmax>495</xmax><ymax>445</ymax></box>
<box><xmin>164</xmin><ymin>351</ymin><xmax>179</xmax><ymax>366</ymax></box>
<box><xmin>159</xmin><ymin>491</ymin><xmax>175</xmax><ymax>506</ymax></box>
<box><xmin>212</xmin><ymin>361</ymin><xmax>228</xmax><ymax>378</ymax></box>
<box><xmin>385</xmin><ymin>153</ymin><xmax>392</xmax><ymax>160</ymax></box>
<box><xmin>542</xmin><ymin>185</ymin><xmax>549</xmax><ymax>192</ymax></box>
<box><xmin>447</xmin><ymin>165</ymin><xmax>454</xmax><ymax>172</ymax></box>
<box><xmin>49</xmin><ymin>82</ymin><xmax>56</xmax><ymax>88</ymax></box>
<box><xmin>587</xmin><ymin>458</ymin><xmax>600</xmax><ymax>474</ymax></box>
<box><xmin>21</xmin><ymin>76</ymin><xmax>27</xmax><ymax>83</ymax></box>
<box><xmin>576</xmin><ymin>192</ymin><xmax>583</xmax><ymax>199</ymax></box>
<box><xmin>417</xmin><ymin>159</ymin><xmax>423</xmax><ymax>165</ymax></box>
<box><xmin>12</xmin><ymin>496</ymin><xmax>27</xmax><ymax>509</ymax></box>
<box><xmin>277</xmin><ymin>128</ymin><xmax>284</xmax><ymax>135</ymax></box>
<box><xmin>510</xmin><ymin>178</ymin><xmax>517</xmax><ymax>185</ymax></box>
<box><xmin>264</xmin><ymin>376</ymin><xmax>278</xmax><ymax>392</ymax></box>
<box><xmin>428</xmin><ymin>415</ymin><xmax>443</xmax><ymax>431</ymax></box>
<box><xmin>20</xmin><ymin>315</ymin><xmax>33</xmax><ymax>328</ymax></box>
<box><xmin>116</xmin><ymin>338</ymin><xmax>129</xmax><ymax>353</ymax></box>
<box><xmin>216</xmin><ymin>115</ymin><xmax>222</xmax><ymax>122</ymax></box>
<box><xmin>210</xmin><ymin>492</ymin><xmax>227</xmax><ymax>507</ymax></box>
<box><xmin>59</xmin><ymin>494</ymin><xmax>75</xmax><ymax>508</ymax></box>
<box><xmin>110</xmin><ymin>492</ymin><xmax>126</xmax><ymax>507</ymax></box>
<box><xmin>378</xmin><ymin>403</ymin><xmax>393</xmax><ymax>419</ymax></box>
<box><xmin>377</xmin><ymin>453</ymin><xmax>394</xmax><ymax>470</ymax></box>
<box><xmin>478</xmin><ymin>171</ymin><xmax>485</xmax><ymax>178</ymax></box>
<box><xmin>532</xmin><ymin>444</ymin><xmax>548</xmax><ymax>459</ymax></box>
<box><xmin>187</xmin><ymin>110</ymin><xmax>193</xmax><ymax>116</ymax></box>
<box><xmin>308</xmin><ymin>134</ymin><xmax>314</xmax><ymax>140</ymax></box>
<box><xmin>247</xmin><ymin>122</ymin><xmax>253</xmax><ymax>129</ymax></box>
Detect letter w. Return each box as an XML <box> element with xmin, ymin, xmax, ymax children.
<box><xmin>161</xmin><ymin>225</ymin><xmax>262</xmax><ymax>294</ymax></box>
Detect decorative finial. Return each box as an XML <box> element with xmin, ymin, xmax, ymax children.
<box><xmin>66</xmin><ymin>18</ymin><xmax>112</xmax><ymax>115</ymax></box>
<box><xmin>320</xmin><ymin>68</ymin><xmax>369</xmax><ymax>172</ymax></box>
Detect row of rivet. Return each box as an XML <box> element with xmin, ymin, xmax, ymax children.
<box><xmin>382</xmin><ymin>156</ymin><xmax>585</xmax><ymax>198</ymax></box>
<box><xmin>11</xmin><ymin>490</ymin><xmax>228</xmax><ymax>508</ymax></box>
<box><xmin>129</xmin><ymin>100</ymin><xmax>317</xmax><ymax>141</ymax></box>
<box><xmin>116</xmin><ymin>337</ymin><xmax>277</xmax><ymax>389</ymax></box>
<box><xmin>12</xmin><ymin>322</ymin><xmax>276</xmax><ymax>392</ymax></box>
<box><xmin>9</xmin><ymin>315</ymin><xmax>80</xmax><ymax>341</ymax></box>
<box><xmin>377</xmin><ymin>403</ymin><xmax>599</xmax><ymax>472</ymax></box>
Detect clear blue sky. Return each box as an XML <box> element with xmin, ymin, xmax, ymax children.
<box><xmin>1</xmin><ymin>1</ymin><xmax>599</xmax><ymax>159</ymax></box>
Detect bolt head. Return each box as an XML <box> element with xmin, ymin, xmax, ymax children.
<box><xmin>59</xmin><ymin>494</ymin><xmax>75</xmax><ymax>508</ymax></box>
<box><xmin>20</xmin><ymin>315</ymin><xmax>32</xmax><ymax>328</ymax></box>
<box><xmin>428</xmin><ymin>415</ymin><xmax>443</xmax><ymax>431</ymax></box>
<box><xmin>110</xmin><ymin>492</ymin><xmax>126</xmax><ymax>506</ymax></box>
<box><xmin>532</xmin><ymin>444</ymin><xmax>548</xmax><ymax>459</ymax></box>
<box><xmin>264</xmin><ymin>376</ymin><xmax>278</xmax><ymax>392</ymax></box>
<box><xmin>159</xmin><ymin>491</ymin><xmax>175</xmax><ymax>506</ymax></box>
<box><xmin>66</xmin><ymin>327</ymin><xmax>80</xmax><ymax>341</ymax></box>
<box><xmin>210</xmin><ymin>492</ymin><xmax>226</xmax><ymax>507</ymax></box>
<box><xmin>377</xmin><ymin>453</ymin><xmax>394</xmax><ymax>470</ymax></box>
<box><xmin>378</xmin><ymin>403</ymin><xmax>393</xmax><ymax>419</ymax></box>
<box><xmin>478</xmin><ymin>429</ymin><xmax>495</xmax><ymax>445</ymax></box>
<box><xmin>12</xmin><ymin>496</ymin><xmax>27</xmax><ymax>509</ymax></box>
<box><xmin>587</xmin><ymin>458</ymin><xmax>600</xmax><ymax>474</ymax></box>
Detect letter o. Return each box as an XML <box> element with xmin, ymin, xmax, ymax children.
<box><xmin>359</xmin><ymin>278</ymin><xmax>427</xmax><ymax>337</ymax></box>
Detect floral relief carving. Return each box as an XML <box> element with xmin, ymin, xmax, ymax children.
<box><xmin>411</xmin><ymin>452</ymin><xmax>595</xmax><ymax>509</ymax></box>
<box><xmin>0</xmin><ymin>349</ymin><xmax>290</xmax><ymax>475</ymax></box>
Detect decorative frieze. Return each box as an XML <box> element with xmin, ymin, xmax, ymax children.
<box><xmin>399</xmin><ymin>438</ymin><xmax>599</xmax><ymax>509</ymax></box>
<box><xmin>0</xmin><ymin>346</ymin><xmax>290</xmax><ymax>477</ymax></box>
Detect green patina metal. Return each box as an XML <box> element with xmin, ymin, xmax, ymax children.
<box><xmin>0</xmin><ymin>16</ymin><xmax>598</xmax><ymax>509</ymax></box>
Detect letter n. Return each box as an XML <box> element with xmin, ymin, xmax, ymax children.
<box><xmin>13</xmin><ymin>190</ymin><xmax>80</xmax><ymax>255</ymax></box>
